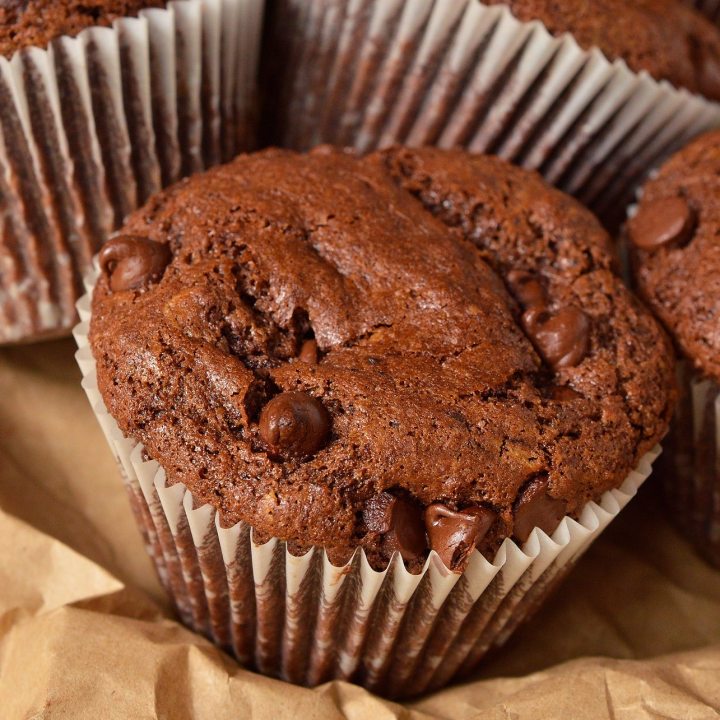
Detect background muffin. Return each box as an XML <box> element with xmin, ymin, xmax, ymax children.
<box><xmin>266</xmin><ymin>0</ymin><xmax>720</xmax><ymax>229</ymax></box>
<box><xmin>80</xmin><ymin>146</ymin><xmax>674</xmax><ymax>695</ymax></box>
<box><xmin>627</xmin><ymin>129</ymin><xmax>720</xmax><ymax>567</ymax></box>
<box><xmin>0</xmin><ymin>0</ymin><xmax>264</xmax><ymax>344</ymax></box>
<box><xmin>0</xmin><ymin>0</ymin><xmax>167</xmax><ymax>54</ymax></box>
<box><xmin>484</xmin><ymin>0</ymin><xmax>720</xmax><ymax>100</ymax></box>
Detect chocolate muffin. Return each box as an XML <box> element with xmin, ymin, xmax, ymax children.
<box><xmin>0</xmin><ymin>0</ymin><xmax>166</xmax><ymax>57</ymax></box>
<box><xmin>484</xmin><ymin>0</ymin><xmax>720</xmax><ymax>100</ymax></box>
<box><xmin>89</xmin><ymin>146</ymin><xmax>676</xmax><ymax>573</ymax></box>
<box><xmin>627</xmin><ymin>130</ymin><xmax>720</xmax><ymax>566</ymax></box>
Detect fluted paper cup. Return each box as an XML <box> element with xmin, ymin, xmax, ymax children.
<box><xmin>658</xmin><ymin>363</ymin><xmax>720</xmax><ymax>568</ymax></box>
<box><xmin>74</xmin><ymin>269</ymin><xmax>660</xmax><ymax>698</ymax></box>
<box><xmin>622</xmin><ymin>196</ymin><xmax>720</xmax><ymax>568</ymax></box>
<box><xmin>267</xmin><ymin>0</ymin><xmax>720</xmax><ymax>230</ymax></box>
<box><xmin>0</xmin><ymin>0</ymin><xmax>264</xmax><ymax>345</ymax></box>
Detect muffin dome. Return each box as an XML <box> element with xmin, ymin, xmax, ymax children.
<box><xmin>0</xmin><ymin>0</ymin><xmax>167</xmax><ymax>56</ymax></box>
<box><xmin>90</xmin><ymin>146</ymin><xmax>675</xmax><ymax>570</ymax></box>
<box><xmin>485</xmin><ymin>0</ymin><xmax>720</xmax><ymax>100</ymax></box>
<box><xmin>628</xmin><ymin>130</ymin><xmax>720</xmax><ymax>381</ymax></box>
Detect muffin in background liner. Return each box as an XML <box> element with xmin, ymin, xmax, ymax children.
<box><xmin>659</xmin><ymin>363</ymin><xmax>720</xmax><ymax>567</ymax></box>
<box><xmin>0</xmin><ymin>0</ymin><xmax>264</xmax><ymax>345</ymax></box>
<box><xmin>267</xmin><ymin>0</ymin><xmax>720</xmax><ymax>230</ymax></box>
<box><xmin>621</xmin><ymin>162</ymin><xmax>720</xmax><ymax>569</ymax></box>
<box><xmin>623</xmin><ymin>213</ymin><xmax>720</xmax><ymax>566</ymax></box>
<box><xmin>74</xmin><ymin>268</ymin><xmax>660</xmax><ymax>698</ymax></box>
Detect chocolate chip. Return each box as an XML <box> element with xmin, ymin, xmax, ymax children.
<box><xmin>513</xmin><ymin>476</ymin><xmax>568</xmax><ymax>543</ymax></box>
<box><xmin>363</xmin><ymin>492</ymin><xmax>427</xmax><ymax>561</ymax></box>
<box><xmin>298</xmin><ymin>339</ymin><xmax>318</xmax><ymax>364</ymax></box>
<box><xmin>522</xmin><ymin>306</ymin><xmax>590</xmax><ymax>370</ymax></box>
<box><xmin>628</xmin><ymin>196</ymin><xmax>696</xmax><ymax>251</ymax></box>
<box><xmin>548</xmin><ymin>385</ymin><xmax>582</xmax><ymax>402</ymax></box>
<box><xmin>507</xmin><ymin>270</ymin><xmax>546</xmax><ymax>309</ymax></box>
<box><xmin>258</xmin><ymin>391</ymin><xmax>330</xmax><ymax>458</ymax></box>
<box><xmin>698</xmin><ymin>53</ymin><xmax>720</xmax><ymax>103</ymax></box>
<box><xmin>425</xmin><ymin>503</ymin><xmax>495</xmax><ymax>570</ymax></box>
<box><xmin>99</xmin><ymin>235</ymin><xmax>171</xmax><ymax>292</ymax></box>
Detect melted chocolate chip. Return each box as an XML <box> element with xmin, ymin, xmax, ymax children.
<box><xmin>363</xmin><ymin>492</ymin><xmax>427</xmax><ymax>561</ymax></box>
<box><xmin>99</xmin><ymin>235</ymin><xmax>171</xmax><ymax>292</ymax></box>
<box><xmin>507</xmin><ymin>270</ymin><xmax>546</xmax><ymax>309</ymax></box>
<box><xmin>513</xmin><ymin>476</ymin><xmax>568</xmax><ymax>543</ymax></box>
<box><xmin>548</xmin><ymin>385</ymin><xmax>582</xmax><ymax>402</ymax></box>
<box><xmin>425</xmin><ymin>503</ymin><xmax>495</xmax><ymax>570</ymax></box>
<box><xmin>298</xmin><ymin>339</ymin><xmax>318</xmax><ymax>364</ymax></box>
<box><xmin>628</xmin><ymin>196</ymin><xmax>696</xmax><ymax>251</ymax></box>
<box><xmin>258</xmin><ymin>391</ymin><xmax>330</xmax><ymax>458</ymax></box>
<box><xmin>522</xmin><ymin>306</ymin><xmax>590</xmax><ymax>370</ymax></box>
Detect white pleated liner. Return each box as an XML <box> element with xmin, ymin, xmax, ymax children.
<box><xmin>0</xmin><ymin>0</ymin><xmax>264</xmax><ymax>344</ymax></box>
<box><xmin>661</xmin><ymin>363</ymin><xmax>720</xmax><ymax>562</ymax></box>
<box><xmin>622</xmin><ymin>194</ymin><xmax>720</xmax><ymax>563</ymax></box>
<box><xmin>74</xmin><ymin>273</ymin><xmax>659</xmax><ymax>697</ymax></box>
<box><xmin>270</xmin><ymin>0</ymin><xmax>720</xmax><ymax>229</ymax></box>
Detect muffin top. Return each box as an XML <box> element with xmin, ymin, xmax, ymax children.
<box><xmin>484</xmin><ymin>0</ymin><xmax>720</xmax><ymax>101</ymax></box>
<box><xmin>628</xmin><ymin>130</ymin><xmax>720</xmax><ymax>382</ymax></box>
<box><xmin>0</xmin><ymin>0</ymin><xmax>167</xmax><ymax>57</ymax></box>
<box><xmin>90</xmin><ymin>146</ymin><xmax>675</xmax><ymax>571</ymax></box>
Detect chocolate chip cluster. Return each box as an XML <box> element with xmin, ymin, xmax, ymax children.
<box><xmin>507</xmin><ymin>270</ymin><xmax>590</xmax><ymax>371</ymax></box>
<box><xmin>360</xmin><ymin>479</ymin><xmax>566</xmax><ymax>571</ymax></box>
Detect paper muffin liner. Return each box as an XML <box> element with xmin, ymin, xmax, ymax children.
<box><xmin>0</xmin><ymin>0</ymin><xmax>264</xmax><ymax>345</ymax></box>
<box><xmin>268</xmin><ymin>0</ymin><xmax>720</xmax><ymax>230</ymax></box>
<box><xmin>73</xmin><ymin>271</ymin><xmax>660</xmax><ymax>697</ymax></box>
<box><xmin>622</xmin><ymin>193</ymin><xmax>720</xmax><ymax>568</ymax></box>
<box><xmin>659</xmin><ymin>363</ymin><xmax>720</xmax><ymax>567</ymax></box>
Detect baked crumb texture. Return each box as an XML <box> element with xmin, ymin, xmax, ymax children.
<box><xmin>90</xmin><ymin>147</ymin><xmax>676</xmax><ymax>571</ymax></box>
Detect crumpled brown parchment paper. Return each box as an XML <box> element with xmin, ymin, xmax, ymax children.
<box><xmin>0</xmin><ymin>338</ymin><xmax>719</xmax><ymax>719</ymax></box>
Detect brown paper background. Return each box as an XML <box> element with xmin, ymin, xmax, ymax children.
<box><xmin>0</xmin><ymin>338</ymin><xmax>719</xmax><ymax>719</ymax></box>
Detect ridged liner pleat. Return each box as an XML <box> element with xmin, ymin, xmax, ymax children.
<box><xmin>74</xmin><ymin>272</ymin><xmax>659</xmax><ymax>698</ymax></box>
<box><xmin>660</xmin><ymin>363</ymin><xmax>720</xmax><ymax>567</ymax></box>
<box><xmin>621</xmin><ymin>200</ymin><xmax>720</xmax><ymax>568</ymax></box>
<box><xmin>268</xmin><ymin>0</ymin><xmax>720</xmax><ymax>231</ymax></box>
<box><xmin>0</xmin><ymin>0</ymin><xmax>264</xmax><ymax>344</ymax></box>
